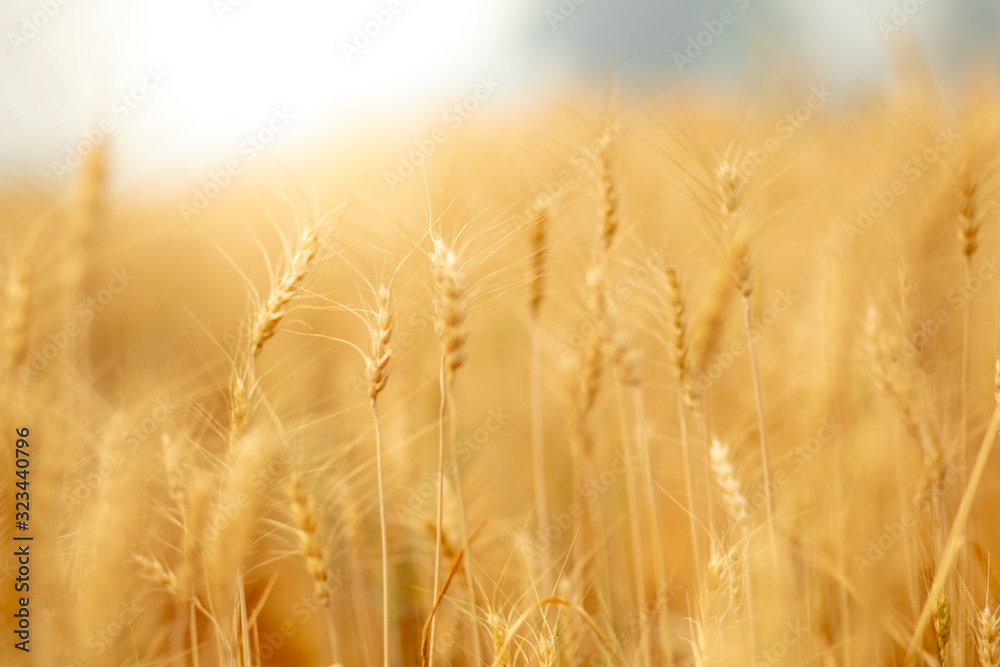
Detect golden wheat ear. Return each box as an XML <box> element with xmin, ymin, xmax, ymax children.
<box><xmin>529</xmin><ymin>206</ymin><xmax>548</xmax><ymax>315</ymax></box>
<box><xmin>2</xmin><ymin>258</ymin><xmax>29</xmax><ymax>373</ymax></box>
<box><xmin>134</xmin><ymin>553</ymin><xmax>185</xmax><ymax>599</ymax></box>
<box><xmin>934</xmin><ymin>594</ymin><xmax>951</xmax><ymax>667</ymax></box>
<box><xmin>976</xmin><ymin>598</ymin><xmax>1000</xmax><ymax>667</ymax></box>
<box><xmin>249</xmin><ymin>224</ymin><xmax>323</xmax><ymax>357</ymax></box>
<box><xmin>595</xmin><ymin>140</ymin><xmax>619</xmax><ymax>255</ymax></box>
<box><xmin>708</xmin><ymin>437</ymin><xmax>748</xmax><ymax>537</ymax></box>
<box><xmin>431</xmin><ymin>236</ymin><xmax>468</xmax><ymax>380</ymax></box>
<box><xmin>366</xmin><ymin>284</ymin><xmax>394</xmax><ymax>401</ymax></box>
<box><xmin>288</xmin><ymin>471</ymin><xmax>331</xmax><ymax>604</ymax></box>
<box><xmin>956</xmin><ymin>163</ymin><xmax>984</xmax><ymax>261</ymax></box>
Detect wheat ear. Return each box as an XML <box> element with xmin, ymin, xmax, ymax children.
<box><xmin>934</xmin><ymin>594</ymin><xmax>951</xmax><ymax>667</ymax></box>
<box><xmin>596</xmin><ymin>139</ymin><xmax>619</xmax><ymax>256</ymax></box>
<box><xmin>708</xmin><ymin>438</ymin><xmax>749</xmax><ymax>537</ymax></box>
<box><xmin>976</xmin><ymin>600</ymin><xmax>1000</xmax><ymax>667</ymax></box>
<box><xmin>3</xmin><ymin>259</ymin><xmax>29</xmax><ymax>374</ymax></box>
<box><xmin>135</xmin><ymin>554</ymin><xmax>185</xmax><ymax>599</ymax></box>
<box><xmin>249</xmin><ymin>225</ymin><xmax>322</xmax><ymax>357</ymax></box>
<box><xmin>288</xmin><ymin>471</ymin><xmax>339</xmax><ymax>661</ymax></box>
<box><xmin>288</xmin><ymin>472</ymin><xmax>330</xmax><ymax>604</ymax></box>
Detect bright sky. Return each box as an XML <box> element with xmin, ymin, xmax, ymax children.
<box><xmin>0</xmin><ymin>0</ymin><xmax>529</xmax><ymax>191</ymax></box>
<box><xmin>0</xmin><ymin>0</ymin><xmax>989</xmax><ymax>193</ymax></box>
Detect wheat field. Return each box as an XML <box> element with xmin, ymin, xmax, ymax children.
<box><xmin>4</xmin><ymin>64</ymin><xmax>1000</xmax><ymax>667</ymax></box>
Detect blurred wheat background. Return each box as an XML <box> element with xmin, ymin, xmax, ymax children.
<box><xmin>3</xmin><ymin>1</ymin><xmax>1000</xmax><ymax>666</ymax></box>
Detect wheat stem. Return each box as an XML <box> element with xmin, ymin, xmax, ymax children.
<box><xmin>613</xmin><ymin>361</ymin><xmax>649</xmax><ymax>667</ymax></box>
<box><xmin>530</xmin><ymin>315</ymin><xmax>550</xmax><ymax>580</ymax></box>
<box><xmin>428</xmin><ymin>360</ymin><xmax>447</xmax><ymax>667</ymax></box>
<box><xmin>908</xmin><ymin>407</ymin><xmax>1000</xmax><ymax>657</ymax></box>
<box><xmin>634</xmin><ymin>386</ymin><xmax>674</xmax><ymax>666</ymax></box>
<box><xmin>372</xmin><ymin>401</ymin><xmax>391</xmax><ymax>667</ymax></box>
<box><xmin>743</xmin><ymin>296</ymin><xmax>778</xmax><ymax>566</ymax></box>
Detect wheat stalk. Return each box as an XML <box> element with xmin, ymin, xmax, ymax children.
<box><xmin>611</xmin><ymin>331</ymin><xmax>650</xmax><ymax>667</ymax></box>
<box><xmin>956</xmin><ymin>162</ymin><xmax>984</xmax><ymax>606</ymax></box>
<box><xmin>712</xmin><ymin>159</ymin><xmax>776</xmax><ymax>565</ymax></box>
<box><xmin>428</xmin><ymin>235</ymin><xmax>479</xmax><ymax>666</ymax></box>
<box><xmin>366</xmin><ymin>283</ymin><xmax>394</xmax><ymax>667</ymax></box>
<box><xmin>528</xmin><ymin>206</ymin><xmax>552</xmax><ymax>593</ymax></box>
<box><xmin>663</xmin><ymin>259</ymin><xmax>703</xmax><ymax>604</ymax></box>
<box><xmin>626</xmin><ymin>347</ymin><xmax>676</xmax><ymax>665</ymax></box>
